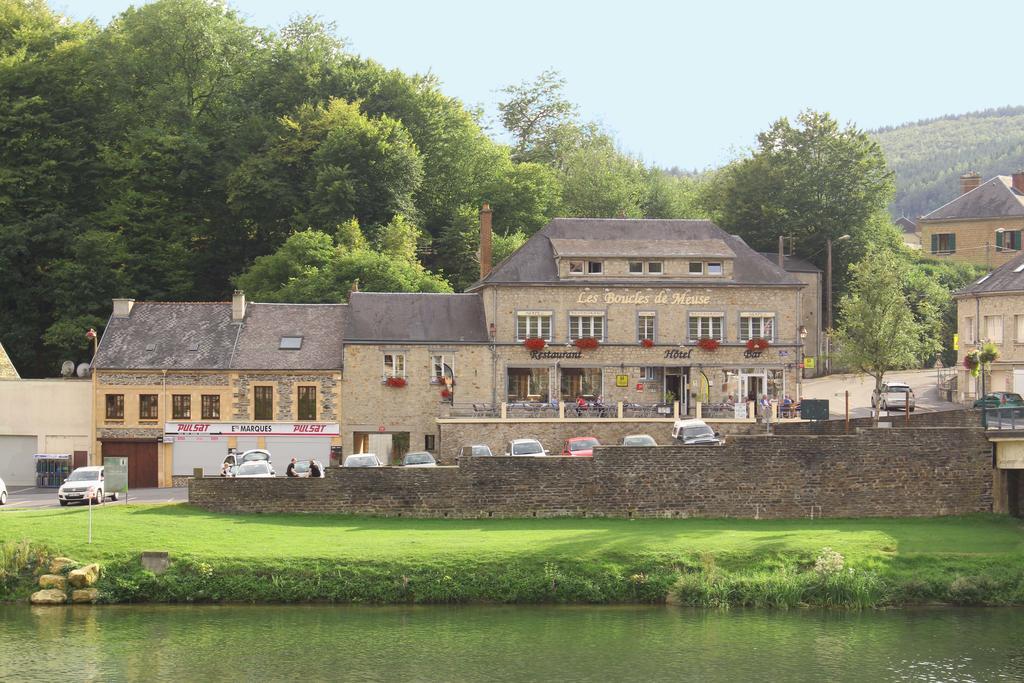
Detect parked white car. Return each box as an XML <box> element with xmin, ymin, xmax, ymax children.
<box><xmin>871</xmin><ymin>381</ymin><xmax>916</xmax><ymax>412</ymax></box>
<box><xmin>344</xmin><ymin>454</ymin><xmax>384</xmax><ymax>468</ymax></box>
<box><xmin>671</xmin><ymin>419</ymin><xmax>721</xmax><ymax>445</ymax></box>
<box><xmin>505</xmin><ymin>439</ymin><xmax>548</xmax><ymax>456</ymax></box>
<box><xmin>239</xmin><ymin>449</ymin><xmax>275</xmax><ymax>474</ymax></box>
<box><xmin>234</xmin><ymin>461</ymin><xmax>274</xmax><ymax>478</ymax></box>
<box><xmin>0</xmin><ymin>476</ymin><xmax>6</xmax><ymax>505</ymax></box>
<box><xmin>622</xmin><ymin>434</ymin><xmax>658</xmax><ymax>446</ymax></box>
<box><xmin>58</xmin><ymin>466</ymin><xmax>118</xmax><ymax>506</ymax></box>
<box><xmin>402</xmin><ymin>451</ymin><xmax>437</xmax><ymax>467</ymax></box>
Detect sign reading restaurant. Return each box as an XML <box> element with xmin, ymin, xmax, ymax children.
<box><xmin>576</xmin><ymin>289</ymin><xmax>712</xmax><ymax>306</ymax></box>
<box><xmin>165</xmin><ymin>422</ymin><xmax>340</xmax><ymax>438</ymax></box>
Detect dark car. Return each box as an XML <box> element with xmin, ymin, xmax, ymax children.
<box><xmin>974</xmin><ymin>392</ymin><xmax>1024</xmax><ymax>409</ymax></box>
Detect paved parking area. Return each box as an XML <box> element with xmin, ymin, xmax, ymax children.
<box><xmin>1</xmin><ymin>486</ymin><xmax>188</xmax><ymax>510</ymax></box>
<box><xmin>802</xmin><ymin>368</ymin><xmax>961</xmax><ymax>419</ymax></box>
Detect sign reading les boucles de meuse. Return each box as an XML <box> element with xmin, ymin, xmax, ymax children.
<box><xmin>576</xmin><ymin>289</ymin><xmax>712</xmax><ymax>306</ymax></box>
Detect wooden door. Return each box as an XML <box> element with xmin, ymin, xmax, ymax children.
<box><xmin>101</xmin><ymin>441</ymin><xmax>159</xmax><ymax>488</ymax></box>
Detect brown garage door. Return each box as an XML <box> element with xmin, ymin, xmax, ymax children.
<box><xmin>101</xmin><ymin>441</ymin><xmax>159</xmax><ymax>488</ymax></box>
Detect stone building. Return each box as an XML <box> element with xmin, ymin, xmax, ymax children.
<box><xmin>919</xmin><ymin>172</ymin><xmax>1024</xmax><ymax>268</ymax></box>
<box><xmin>954</xmin><ymin>251</ymin><xmax>1024</xmax><ymax>400</ymax></box>
<box><xmin>92</xmin><ymin>294</ymin><xmax>343</xmax><ymax>487</ymax></box>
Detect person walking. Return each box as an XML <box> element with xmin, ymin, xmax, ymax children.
<box><xmin>286</xmin><ymin>458</ymin><xmax>298</xmax><ymax>477</ymax></box>
<box><xmin>760</xmin><ymin>394</ymin><xmax>773</xmax><ymax>429</ymax></box>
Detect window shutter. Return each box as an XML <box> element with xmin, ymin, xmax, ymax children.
<box><xmin>997</xmin><ymin>231</ymin><xmax>1004</xmax><ymax>250</ymax></box>
<box><xmin>950</xmin><ymin>234</ymin><xmax>956</xmax><ymax>252</ymax></box>
<box><xmin>930</xmin><ymin>234</ymin><xmax>938</xmax><ymax>253</ymax></box>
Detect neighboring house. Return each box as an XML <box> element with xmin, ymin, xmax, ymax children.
<box><xmin>0</xmin><ymin>341</ymin><xmax>19</xmax><ymax>379</ymax></box>
<box><xmin>919</xmin><ymin>172</ymin><xmax>1024</xmax><ymax>268</ymax></box>
<box><xmin>757</xmin><ymin>252</ymin><xmax>823</xmax><ymax>377</ymax></box>
<box><xmin>894</xmin><ymin>216</ymin><xmax>920</xmax><ymax>250</ymax></box>
<box><xmin>954</xmin><ymin>251</ymin><xmax>1024</xmax><ymax>400</ymax></box>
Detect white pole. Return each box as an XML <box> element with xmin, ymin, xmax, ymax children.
<box><xmin>88</xmin><ymin>489</ymin><xmax>93</xmax><ymax>544</ymax></box>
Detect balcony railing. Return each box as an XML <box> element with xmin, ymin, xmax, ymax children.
<box><xmin>444</xmin><ymin>401</ymin><xmax>802</xmax><ymax>423</ymax></box>
<box><xmin>982</xmin><ymin>406</ymin><xmax>1024</xmax><ymax>431</ymax></box>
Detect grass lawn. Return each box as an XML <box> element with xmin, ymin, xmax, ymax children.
<box><xmin>2</xmin><ymin>504</ymin><xmax>1022</xmax><ymax>564</ymax></box>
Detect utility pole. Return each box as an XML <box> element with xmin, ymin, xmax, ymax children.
<box><xmin>824</xmin><ymin>235</ymin><xmax>850</xmax><ymax>375</ymax></box>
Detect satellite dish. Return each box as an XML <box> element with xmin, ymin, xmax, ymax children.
<box><xmin>60</xmin><ymin>361</ymin><xmax>75</xmax><ymax>377</ymax></box>
<box><xmin>76</xmin><ymin>362</ymin><xmax>91</xmax><ymax>378</ymax></box>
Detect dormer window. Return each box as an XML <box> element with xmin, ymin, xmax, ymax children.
<box><xmin>688</xmin><ymin>262</ymin><xmax>704</xmax><ymax>275</ymax></box>
<box><xmin>646</xmin><ymin>261</ymin><xmax>663</xmax><ymax>274</ymax></box>
<box><xmin>568</xmin><ymin>260</ymin><xmax>602</xmax><ymax>275</ymax></box>
<box><xmin>707</xmin><ymin>262</ymin><xmax>723</xmax><ymax>276</ymax></box>
<box><xmin>279</xmin><ymin>336</ymin><xmax>303</xmax><ymax>350</ymax></box>
<box><xmin>628</xmin><ymin>261</ymin><xmax>643</xmax><ymax>274</ymax></box>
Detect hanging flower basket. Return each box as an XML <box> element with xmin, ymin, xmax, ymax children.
<box><xmin>697</xmin><ymin>338</ymin><xmax>720</xmax><ymax>351</ymax></box>
<box><xmin>385</xmin><ymin>376</ymin><xmax>407</xmax><ymax>388</ymax></box>
<box><xmin>979</xmin><ymin>342</ymin><xmax>999</xmax><ymax>364</ymax></box>
<box><xmin>640</xmin><ymin>338</ymin><xmax>655</xmax><ymax>348</ymax></box>
<box><xmin>574</xmin><ymin>337</ymin><xmax>600</xmax><ymax>350</ymax></box>
<box><xmin>746</xmin><ymin>338</ymin><xmax>770</xmax><ymax>351</ymax></box>
<box><xmin>963</xmin><ymin>351</ymin><xmax>981</xmax><ymax>377</ymax></box>
<box><xmin>440</xmin><ymin>388</ymin><xmax>451</xmax><ymax>399</ymax></box>
<box><xmin>524</xmin><ymin>337</ymin><xmax>547</xmax><ymax>351</ymax></box>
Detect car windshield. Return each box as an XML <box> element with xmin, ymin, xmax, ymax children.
<box><xmin>569</xmin><ymin>439</ymin><xmax>598</xmax><ymax>451</ymax></box>
<box><xmin>513</xmin><ymin>442</ymin><xmax>543</xmax><ymax>455</ymax></box>
<box><xmin>1002</xmin><ymin>394</ymin><xmax>1023</xmax><ymax>402</ymax></box>
<box><xmin>237</xmin><ymin>463</ymin><xmax>267</xmax><ymax>475</ymax></box>
<box><xmin>67</xmin><ymin>470</ymin><xmax>99</xmax><ymax>481</ymax></box>
<box><xmin>472</xmin><ymin>446</ymin><xmax>491</xmax><ymax>456</ymax></box>
<box><xmin>293</xmin><ymin>461</ymin><xmax>310</xmax><ymax>472</ymax></box>
<box><xmin>241</xmin><ymin>451</ymin><xmax>270</xmax><ymax>462</ymax></box>
<box><xmin>347</xmin><ymin>456</ymin><xmax>377</xmax><ymax>467</ymax></box>
<box><xmin>886</xmin><ymin>386</ymin><xmax>911</xmax><ymax>394</ymax></box>
<box><xmin>624</xmin><ymin>436</ymin><xmax>655</xmax><ymax>446</ymax></box>
<box><xmin>683</xmin><ymin>426</ymin><xmax>715</xmax><ymax>440</ymax></box>
<box><xmin>404</xmin><ymin>453</ymin><xmax>435</xmax><ymax>465</ymax></box>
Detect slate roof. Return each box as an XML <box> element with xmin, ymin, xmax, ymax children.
<box><xmin>93</xmin><ymin>302</ymin><xmax>237</xmax><ymax>370</ymax></box>
<box><xmin>344</xmin><ymin>292</ymin><xmax>489</xmax><ymax>343</ymax></box>
<box><xmin>954</xmin><ymin>250</ymin><xmax>1024</xmax><ymax>296</ymax></box>
<box><xmin>894</xmin><ymin>216</ymin><xmax>917</xmax><ymax>234</ymax></box>
<box><xmin>549</xmin><ymin>238</ymin><xmax>735</xmax><ymax>259</ymax></box>
<box><xmin>470</xmin><ymin>218</ymin><xmax>802</xmax><ymax>288</ymax></box>
<box><xmin>756</xmin><ymin>253</ymin><xmax>822</xmax><ymax>274</ymax></box>
<box><xmin>232</xmin><ymin>303</ymin><xmax>345</xmax><ymax>370</ymax></box>
<box><xmin>921</xmin><ymin>176</ymin><xmax>1024</xmax><ymax>221</ymax></box>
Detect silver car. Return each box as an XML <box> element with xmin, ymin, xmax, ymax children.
<box><xmin>505</xmin><ymin>439</ymin><xmax>548</xmax><ymax>456</ymax></box>
<box><xmin>402</xmin><ymin>452</ymin><xmax>437</xmax><ymax>467</ymax></box>
<box><xmin>622</xmin><ymin>434</ymin><xmax>658</xmax><ymax>446</ymax></box>
<box><xmin>872</xmin><ymin>382</ymin><xmax>916</xmax><ymax>412</ymax></box>
<box><xmin>234</xmin><ymin>461</ymin><xmax>274</xmax><ymax>478</ymax></box>
<box><xmin>344</xmin><ymin>454</ymin><xmax>384</xmax><ymax>468</ymax></box>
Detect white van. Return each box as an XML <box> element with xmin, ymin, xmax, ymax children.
<box><xmin>671</xmin><ymin>419</ymin><xmax>721</xmax><ymax>445</ymax></box>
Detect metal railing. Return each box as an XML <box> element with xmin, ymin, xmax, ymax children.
<box><xmin>982</xmin><ymin>406</ymin><xmax>1024</xmax><ymax>431</ymax></box>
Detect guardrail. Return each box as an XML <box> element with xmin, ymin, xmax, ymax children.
<box><xmin>982</xmin><ymin>406</ymin><xmax>1024</xmax><ymax>431</ymax></box>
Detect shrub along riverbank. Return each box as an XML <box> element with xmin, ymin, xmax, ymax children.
<box><xmin>1</xmin><ymin>506</ymin><xmax>1022</xmax><ymax>607</ymax></box>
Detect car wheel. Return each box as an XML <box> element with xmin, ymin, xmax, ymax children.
<box><xmin>880</xmin><ymin>401</ymin><xmax>887</xmax><ymax>411</ymax></box>
<box><xmin>59</xmin><ymin>500</ymin><xmax>68</xmax><ymax>506</ymax></box>
<box><xmin>0</xmin><ymin>491</ymin><xmax>6</xmax><ymax>505</ymax></box>
<box><xmin>111</xmin><ymin>492</ymin><xmax>119</xmax><ymax>501</ymax></box>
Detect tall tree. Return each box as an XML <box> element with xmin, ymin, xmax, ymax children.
<box><xmin>498</xmin><ymin>69</ymin><xmax>578</xmax><ymax>165</ymax></box>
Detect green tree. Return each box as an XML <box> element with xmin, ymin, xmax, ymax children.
<box><xmin>834</xmin><ymin>248</ymin><xmax>927</xmax><ymax>419</ymax></box>
<box><xmin>498</xmin><ymin>69</ymin><xmax>578</xmax><ymax>164</ymax></box>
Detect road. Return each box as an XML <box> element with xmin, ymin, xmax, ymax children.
<box><xmin>802</xmin><ymin>368</ymin><xmax>960</xmax><ymax>419</ymax></box>
<box><xmin>1</xmin><ymin>486</ymin><xmax>188</xmax><ymax>510</ymax></box>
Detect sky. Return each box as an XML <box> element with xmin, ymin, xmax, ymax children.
<box><xmin>60</xmin><ymin>0</ymin><xmax>1017</xmax><ymax>170</ymax></box>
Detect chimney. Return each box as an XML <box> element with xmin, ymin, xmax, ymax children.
<box><xmin>111</xmin><ymin>298</ymin><xmax>135</xmax><ymax>318</ymax></box>
<box><xmin>1013</xmin><ymin>171</ymin><xmax>1024</xmax><ymax>194</ymax></box>
<box><xmin>777</xmin><ymin>235</ymin><xmax>785</xmax><ymax>269</ymax></box>
<box><xmin>960</xmin><ymin>172</ymin><xmax>981</xmax><ymax>195</ymax></box>
<box><xmin>232</xmin><ymin>290</ymin><xmax>246</xmax><ymax>321</ymax></box>
<box><xmin>479</xmin><ymin>202</ymin><xmax>493</xmax><ymax>281</ymax></box>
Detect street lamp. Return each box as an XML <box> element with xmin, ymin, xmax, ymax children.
<box><xmin>825</xmin><ymin>235</ymin><xmax>850</xmax><ymax>374</ymax></box>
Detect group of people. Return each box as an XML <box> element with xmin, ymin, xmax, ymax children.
<box><xmin>722</xmin><ymin>393</ymin><xmax>797</xmax><ymax>419</ymax></box>
<box><xmin>286</xmin><ymin>458</ymin><xmax>322</xmax><ymax>478</ymax></box>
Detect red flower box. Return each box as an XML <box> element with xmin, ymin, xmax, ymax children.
<box><xmin>385</xmin><ymin>376</ymin><xmax>407</xmax><ymax>388</ymax></box>
<box><xmin>574</xmin><ymin>337</ymin><xmax>600</xmax><ymax>350</ymax></box>
<box><xmin>697</xmin><ymin>338</ymin><xmax>720</xmax><ymax>351</ymax></box>
<box><xmin>440</xmin><ymin>388</ymin><xmax>451</xmax><ymax>399</ymax></box>
<box><xmin>524</xmin><ymin>337</ymin><xmax>547</xmax><ymax>351</ymax></box>
<box><xmin>640</xmin><ymin>338</ymin><xmax>654</xmax><ymax>348</ymax></box>
<box><xmin>745</xmin><ymin>338</ymin><xmax>770</xmax><ymax>351</ymax></box>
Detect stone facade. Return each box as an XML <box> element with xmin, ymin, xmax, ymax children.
<box><xmin>920</xmin><ymin>215</ymin><xmax>1024</xmax><ymax>269</ymax></box>
<box><xmin>232</xmin><ymin>372</ymin><xmax>341</xmax><ymax>421</ymax></box>
<box><xmin>190</xmin><ymin>426</ymin><xmax>993</xmax><ymax>519</ymax></box>
<box><xmin>956</xmin><ymin>292</ymin><xmax>1024</xmax><ymax>400</ymax></box>
<box><xmin>773</xmin><ymin>408</ymin><xmax>982</xmax><ymax>435</ymax></box>
<box><xmin>0</xmin><ymin>341</ymin><xmax>19</xmax><ymax>379</ymax></box>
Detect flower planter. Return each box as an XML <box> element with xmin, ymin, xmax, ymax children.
<box><xmin>697</xmin><ymin>338</ymin><xmax>720</xmax><ymax>351</ymax></box>
<box><xmin>745</xmin><ymin>338</ymin><xmax>770</xmax><ymax>351</ymax></box>
<box><xmin>440</xmin><ymin>389</ymin><xmax>451</xmax><ymax>399</ymax></box>
<box><xmin>385</xmin><ymin>377</ymin><xmax>407</xmax><ymax>388</ymax></box>
<box><xmin>574</xmin><ymin>337</ymin><xmax>600</xmax><ymax>350</ymax></box>
<box><xmin>640</xmin><ymin>338</ymin><xmax>654</xmax><ymax>348</ymax></box>
<box><xmin>524</xmin><ymin>338</ymin><xmax>547</xmax><ymax>351</ymax></box>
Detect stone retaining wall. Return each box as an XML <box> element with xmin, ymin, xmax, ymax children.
<box><xmin>191</xmin><ymin>426</ymin><xmax>993</xmax><ymax>519</ymax></box>
<box><xmin>772</xmin><ymin>409</ymin><xmax>981</xmax><ymax>435</ymax></box>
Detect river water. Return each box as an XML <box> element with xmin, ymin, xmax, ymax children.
<box><xmin>2</xmin><ymin>604</ymin><xmax>1022</xmax><ymax>682</ymax></box>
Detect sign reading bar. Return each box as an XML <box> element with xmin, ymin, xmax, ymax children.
<box><xmin>576</xmin><ymin>289</ymin><xmax>711</xmax><ymax>306</ymax></box>
<box><xmin>165</xmin><ymin>422</ymin><xmax>340</xmax><ymax>437</ymax></box>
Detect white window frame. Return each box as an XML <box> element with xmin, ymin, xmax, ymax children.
<box><xmin>1016</xmin><ymin>315</ymin><xmax>1024</xmax><ymax>343</ymax></box>
<box><xmin>568</xmin><ymin>313</ymin><xmax>605</xmax><ymax>341</ymax></box>
<box><xmin>739</xmin><ymin>314</ymin><xmax>776</xmax><ymax>341</ymax></box>
<box><xmin>628</xmin><ymin>261</ymin><xmax>643</xmax><ymax>274</ymax></box>
<box><xmin>587</xmin><ymin>260</ymin><xmax>603</xmax><ymax>274</ymax></box>
<box><xmin>567</xmin><ymin>260</ymin><xmax>585</xmax><ymax>274</ymax></box>
<box><xmin>637</xmin><ymin>312</ymin><xmax>656</xmax><ymax>341</ymax></box>
<box><xmin>964</xmin><ymin>316</ymin><xmax>975</xmax><ymax>344</ymax></box>
<box><xmin>517</xmin><ymin>312</ymin><xmax>552</xmax><ymax>341</ymax></box>
<box><xmin>688</xmin><ymin>261</ymin><xmax>704</xmax><ymax>275</ymax></box>
<box><xmin>640</xmin><ymin>367</ymin><xmax>658</xmax><ymax>381</ymax></box>
<box><xmin>707</xmin><ymin>262</ymin><xmax>723</xmax><ymax>276</ymax></box>
<box><xmin>646</xmin><ymin>261</ymin><xmax>663</xmax><ymax>274</ymax></box>
<box><xmin>688</xmin><ymin>313</ymin><xmax>724</xmax><ymax>341</ymax></box>
<box><xmin>383</xmin><ymin>353</ymin><xmax>406</xmax><ymax>379</ymax></box>
<box><xmin>430</xmin><ymin>353</ymin><xmax>454</xmax><ymax>382</ymax></box>
<box><xmin>984</xmin><ymin>315</ymin><xmax>1003</xmax><ymax>344</ymax></box>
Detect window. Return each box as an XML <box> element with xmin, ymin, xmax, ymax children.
<box><xmin>739</xmin><ymin>314</ymin><xmax>776</xmax><ymax>341</ymax></box>
<box><xmin>105</xmin><ymin>394</ymin><xmax>124</xmax><ymax>420</ymax></box>
<box><xmin>507</xmin><ymin>367</ymin><xmax>550</xmax><ymax>401</ymax></box>
<box><xmin>201</xmin><ymin>394</ymin><xmax>221</xmax><ymax>420</ymax></box>
<box><xmin>640</xmin><ymin>367</ymin><xmax>658</xmax><ymax>381</ymax></box>
<box><xmin>688</xmin><ymin>314</ymin><xmax>724</xmax><ymax>341</ymax></box>
<box><xmin>568</xmin><ymin>314</ymin><xmax>605</xmax><ymax>341</ymax></box>
<box><xmin>559</xmin><ymin>367</ymin><xmax>602</xmax><ymax>401</ymax></box>
<box><xmin>1016</xmin><ymin>315</ymin><xmax>1024</xmax><ymax>343</ymax></box>
<box><xmin>279</xmin><ymin>336</ymin><xmax>303</xmax><ymax>349</ymax></box>
<box><xmin>688</xmin><ymin>262</ymin><xmax>704</xmax><ymax>275</ymax></box>
<box><xmin>930</xmin><ymin>233</ymin><xmax>956</xmax><ymax>254</ymax></box>
<box><xmin>139</xmin><ymin>394</ymin><xmax>159</xmax><ymax>420</ymax></box>
<box><xmin>984</xmin><ymin>315</ymin><xmax>1003</xmax><ymax>343</ymax></box>
<box><xmin>964</xmin><ymin>316</ymin><xmax>975</xmax><ymax>344</ymax></box>
<box><xmin>424</xmin><ymin>434</ymin><xmax>436</xmax><ymax>452</ymax></box>
<box><xmin>172</xmin><ymin>394</ymin><xmax>191</xmax><ymax>420</ymax></box>
<box><xmin>383</xmin><ymin>353</ymin><xmax>406</xmax><ymax>379</ymax></box>
<box><xmin>567</xmin><ymin>260</ymin><xmax>602</xmax><ymax>275</ymax></box>
<box><xmin>628</xmin><ymin>261</ymin><xmax>643</xmax><ymax>274</ymax></box>
<box><xmin>587</xmin><ymin>261</ymin><xmax>603</xmax><ymax>274</ymax></box>
<box><xmin>297</xmin><ymin>386</ymin><xmax>317</xmax><ymax>421</ymax></box>
<box><xmin>568</xmin><ymin>260</ymin><xmax>584</xmax><ymax>274</ymax></box>
<box><xmin>637</xmin><ymin>312</ymin><xmax>656</xmax><ymax>341</ymax></box>
<box><xmin>254</xmin><ymin>386</ymin><xmax>274</xmax><ymax>421</ymax></box>
<box><xmin>646</xmin><ymin>261</ymin><xmax>663</xmax><ymax>274</ymax></box>
<box><xmin>997</xmin><ymin>230</ymin><xmax>1022</xmax><ymax>251</ymax></box>
<box><xmin>431</xmin><ymin>354</ymin><xmax>454</xmax><ymax>382</ymax></box>
<box><xmin>707</xmin><ymin>262</ymin><xmax>723</xmax><ymax>276</ymax></box>
<box><xmin>516</xmin><ymin>312</ymin><xmax>552</xmax><ymax>341</ymax></box>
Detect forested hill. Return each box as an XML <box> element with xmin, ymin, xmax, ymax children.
<box><xmin>871</xmin><ymin>106</ymin><xmax>1024</xmax><ymax>219</ymax></box>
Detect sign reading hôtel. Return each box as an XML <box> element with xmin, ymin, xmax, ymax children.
<box><xmin>165</xmin><ymin>422</ymin><xmax>339</xmax><ymax>438</ymax></box>
<box><xmin>576</xmin><ymin>289</ymin><xmax>712</xmax><ymax>306</ymax></box>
